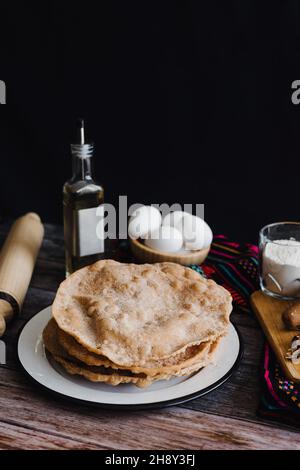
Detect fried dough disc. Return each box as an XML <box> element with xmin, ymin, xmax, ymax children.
<box><xmin>57</xmin><ymin>322</ymin><xmax>218</xmax><ymax>376</ymax></box>
<box><xmin>43</xmin><ymin>319</ymin><xmax>219</xmax><ymax>388</ymax></box>
<box><xmin>52</xmin><ymin>260</ymin><xmax>232</xmax><ymax>366</ymax></box>
<box><xmin>43</xmin><ymin>319</ymin><xmax>152</xmax><ymax>388</ymax></box>
<box><xmin>51</xmin><ymin>355</ymin><xmax>152</xmax><ymax>388</ymax></box>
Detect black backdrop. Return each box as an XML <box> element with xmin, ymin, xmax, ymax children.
<box><xmin>1</xmin><ymin>0</ymin><xmax>300</xmax><ymax>243</ymax></box>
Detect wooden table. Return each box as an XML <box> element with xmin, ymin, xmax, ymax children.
<box><xmin>1</xmin><ymin>221</ymin><xmax>300</xmax><ymax>450</ymax></box>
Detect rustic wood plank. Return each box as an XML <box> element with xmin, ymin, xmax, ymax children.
<box><xmin>251</xmin><ymin>290</ymin><xmax>300</xmax><ymax>382</ymax></box>
<box><xmin>182</xmin><ymin>363</ymin><xmax>261</xmax><ymax>419</ymax></box>
<box><xmin>0</xmin><ymin>368</ymin><xmax>299</xmax><ymax>449</ymax></box>
<box><xmin>0</xmin><ymin>344</ymin><xmax>293</xmax><ymax>439</ymax></box>
<box><xmin>43</xmin><ymin>223</ymin><xmax>64</xmax><ymax>241</ymax></box>
<box><xmin>1</xmin><ymin>318</ymin><xmax>267</xmax><ymax>430</ymax></box>
<box><xmin>30</xmin><ymin>259</ymin><xmax>65</xmax><ymax>292</ymax></box>
<box><xmin>0</xmin><ymin>358</ymin><xmax>262</xmax><ymax>424</ymax></box>
<box><xmin>1</xmin><ymin>220</ymin><xmax>299</xmax><ymax>450</ymax></box>
<box><xmin>0</xmin><ymin>421</ymin><xmax>99</xmax><ymax>450</ymax></box>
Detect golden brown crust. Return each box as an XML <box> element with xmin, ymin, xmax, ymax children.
<box><xmin>51</xmin><ymin>354</ymin><xmax>153</xmax><ymax>388</ymax></box>
<box><xmin>43</xmin><ymin>318</ymin><xmax>70</xmax><ymax>360</ymax></box>
<box><xmin>57</xmin><ymin>325</ymin><xmax>117</xmax><ymax>368</ymax></box>
<box><xmin>52</xmin><ymin>260</ymin><xmax>232</xmax><ymax>367</ymax></box>
<box><xmin>43</xmin><ymin>319</ymin><xmax>152</xmax><ymax>387</ymax></box>
<box><xmin>43</xmin><ymin>319</ymin><xmax>219</xmax><ymax>387</ymax></box>
<box><xmin>57</xmin><ymin>322</ymin><xmax>219</xmax><ymax>376</ymax></box>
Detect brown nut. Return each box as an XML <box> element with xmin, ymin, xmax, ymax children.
<box><xmin>282</xmin><ymin>303</ymin><xmax>300</xmax><ymax>330</ymax></box>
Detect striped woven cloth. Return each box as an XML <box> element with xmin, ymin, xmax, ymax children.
<box><xmin>196</xmin><ymin>235</ymin><xmax>300</xmax><ymax>426</ymax></box>
<box><xmin>192</xmin><ymin>234</ymin><xmax>259</xmax><ymax>311</ymax></box>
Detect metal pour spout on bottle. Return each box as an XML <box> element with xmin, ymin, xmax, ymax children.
<box><xmin>63</xmin><ymin>119</ymin><xmax>105</xmax><ymax>276</ymax></box>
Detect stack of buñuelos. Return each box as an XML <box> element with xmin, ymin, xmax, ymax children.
<box><xmin>43</xmin><ymin>260</ymin><xmax>232</xmax><ymax>388</ymax></box>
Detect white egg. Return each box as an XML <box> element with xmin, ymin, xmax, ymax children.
<box><xmin>162</xmin><ymin>210</ymin><xmax>190</xmax><ymax>228</ymax></box>
<box><xmin>176</xmin><ymin>214</ymin><xmax>213</xmax><ymax>250</ymax></box>
<box><xmin>144</xmin><ymin>226</ymin><xmax>183</xmax><ymax>252</ymax></box>
<box><xmin>128</xmin><ymin>205</ymin><xmax>162</xmax><ymax>239</ymax></box>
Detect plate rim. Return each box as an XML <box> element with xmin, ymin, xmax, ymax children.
<box><xmin>17</xmin><ymin>306</ymin><xmax>243</xmax><ymax>411</ymax></box>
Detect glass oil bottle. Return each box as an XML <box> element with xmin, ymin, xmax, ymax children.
<box><xmin>63</xmin><ymin>119</ymin><xmax>105</xmax><ymax>276</ymax></box>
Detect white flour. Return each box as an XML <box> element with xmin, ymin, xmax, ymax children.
<box><xmin>263</xmin><ymin>239</ymin><xmax>300</xmax><ymax>296</ymax></box>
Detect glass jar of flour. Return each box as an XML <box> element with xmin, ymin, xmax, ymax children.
<box><xmin>259</xmin><ymin>222</ymin><xmax>300</xmax><ymax>300</ymax></box>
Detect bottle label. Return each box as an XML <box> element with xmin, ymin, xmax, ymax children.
<box><xmin>73</xmin><ymin>205</ymin><xmax>104</xmax><ymax>257</ymax></box>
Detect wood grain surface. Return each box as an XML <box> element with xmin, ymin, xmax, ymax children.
<box><xmin>0</xmin><ymin>222</ymin><xmax>300</xmax><ymax>450</ymax></box>
<box><xmin>251</xmin><ymin>290</ymin><xmax>300</xmax><ymax>382</ymax></box>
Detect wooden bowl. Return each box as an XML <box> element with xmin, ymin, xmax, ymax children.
<box><xmin>129</xmin><ymin>237</ymin><xmax>210</xmax><ymax>266</ymax></box>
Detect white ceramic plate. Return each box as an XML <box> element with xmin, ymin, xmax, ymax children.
<box><xmin>18</xmin><ymin>306</ymin><xmax>242</xmax><ymax>409</ymax></box>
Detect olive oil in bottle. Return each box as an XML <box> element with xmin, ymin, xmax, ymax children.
<box><xmin>63</xmin><ymin>119</ymin><xmax>104</xmax><ymax>276</ymax></box>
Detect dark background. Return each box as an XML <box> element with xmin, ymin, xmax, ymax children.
<box><xmin>1</xmin><ymin>0</ymin><xmax>300</xmax><ymax>243</ymax></box>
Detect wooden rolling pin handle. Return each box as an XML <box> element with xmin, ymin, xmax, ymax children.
<box><xmin>0</xmin><ymin>299</ymin><xmax>15</xmax><ymax>336</ymax></box>
<box><xmin>0</xmin><ymin>213</ymin><xmax>44</xmax><ymax>337</ymax></box>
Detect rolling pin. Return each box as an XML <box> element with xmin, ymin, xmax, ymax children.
<box><xmin>0</xmin><ymin>213</ymin><xmax>44</xmax><ymax>336</ymax></box>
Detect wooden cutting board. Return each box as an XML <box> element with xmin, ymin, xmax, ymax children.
<box><xmin>251</xmin><ymin>290</ymin><xmax>300</xmax><ymax>382</ymax></box>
